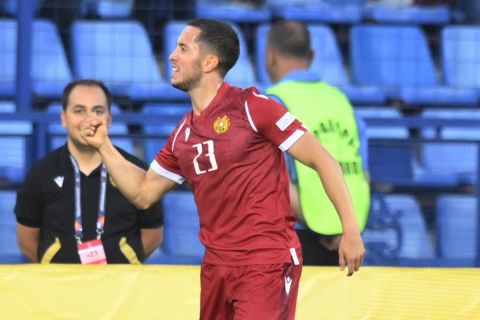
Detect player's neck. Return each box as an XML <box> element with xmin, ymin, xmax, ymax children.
<box><xmin>189</xmin><ymin>78</ymin><xmax>223</xmax><ymax>115</ymax></box>
<box><xmin>67</xmin><ymin>141</ymin><xmax>102</xmax><ymax>175</ymax></box>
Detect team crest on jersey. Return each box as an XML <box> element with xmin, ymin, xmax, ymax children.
<box><xmin>213</xmin><ymin>115</ymin><xmax>230</xmax><ymax>134</ymax></box>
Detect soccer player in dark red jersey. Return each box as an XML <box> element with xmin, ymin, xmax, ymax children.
<box><xmin>80</xmin><ymin>18</ymin><xmax>365</xmax><ymax>320</ymax></box>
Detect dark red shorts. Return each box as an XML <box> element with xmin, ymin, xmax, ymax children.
<box><xmin>200</xmin><ymin>261</ymin><xmax>302</xmax><ymax>320</ymax></box>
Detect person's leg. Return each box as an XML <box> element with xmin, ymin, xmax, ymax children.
<box><xmin>230</xmin><ymin>262</ymin><xmax>302</xmax><ymax>320</ymax></box>
<box><xmin>296</xmin><ymin>229</ymin><xmax>339</xmax><ymax>266</ymax></box>
<box><xmin>200</xmin><ymin>264</ymin><xmax>234</xmax><ymax>320</ymax></box>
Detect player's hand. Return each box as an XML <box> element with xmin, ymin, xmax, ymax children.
<box><xmin>80</xmin><ymin>115</ymin><xmax>109</xmax><ymax>149</ymax></box>
<box><xmin>338</xmin><ymin>230</ymin><xmax>365</xmax><ymax>277</ymax></box>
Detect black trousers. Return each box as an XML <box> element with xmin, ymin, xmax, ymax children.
<box><xmin>295</xmin><ymin>229</ymin><xmax>339</xmax><ymax>266</ymax></box>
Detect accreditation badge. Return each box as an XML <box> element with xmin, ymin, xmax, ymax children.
<box><xmin>77</xmin><ymin>239</ymin><xmax>107</xmax><ymax>265</ymax></box>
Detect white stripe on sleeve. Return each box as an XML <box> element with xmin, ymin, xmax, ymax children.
<box><xmin>244</xmin><ymin>101</ymin><xmax>258</xmax><ymax>133</ymax></box>
<box><xmin>279</xmin><ymin>129</ymin><xmax>305</xmax><ymax>152</ymax></box>
<box><xmin>150</xmin><ymin>160</ymin><xmax>185</xmax><ymax>184</ymax></box>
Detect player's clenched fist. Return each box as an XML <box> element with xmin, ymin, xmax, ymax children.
<box><xmin>80</xmin><ymin>115</ymin><xmax>109</xmax><ymax>149</ymax></box>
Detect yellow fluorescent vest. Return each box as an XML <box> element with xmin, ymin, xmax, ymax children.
<box><xmin>268</xmin><ymin>81</ymin><xmax>370</xmax><ymax>234</ymax></box>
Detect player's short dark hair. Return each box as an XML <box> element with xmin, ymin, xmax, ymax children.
<box><xmin>268</xmin><ymin>20</ymin><xmax>312</xmax><ymax>60</ymax></box>
<box><xmin>187</xmin><ymin>18</ymin><xmax>240</xmax><ymax>77</ymax></box>
<box><xmin>61</xmin><ymin>79</ymin><xmax>112</xmax><ymax>111</ymax></box>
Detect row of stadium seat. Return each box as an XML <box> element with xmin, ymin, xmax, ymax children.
<box><xmin>0</xmin><ymin>189</ymin><xmax>476</xmax><ymax>266</ymax></box>
<box><xmin>1</xmin><ymin>0</ymin><xmax>454</xmax><ymax>25</ymax></box>
<box><xmin>1</xmin><ymin>19</ymin><xmax>479</xmax><ymax>106</ymax></box>
<box><xmin>0</xmin><ymin>100</ymin><xmax>189</xmax><ymax>184</ymax></box>
<box><xmin>2</xmin><ymin>100</ymin><xmax>480</xmax><ymax>189</ymax></box>
<box><xmin>356</xmin><ymin>107</ymin><xmax>480</xmax><ymax>187</ymax></box>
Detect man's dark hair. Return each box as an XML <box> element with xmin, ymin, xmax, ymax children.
<box><xmin>268</xmin><ymin>21</ymin><xmax>312</xmax><ymax>60</ymax></box>
<box><xmin>187</xmin><ymin>18</ymin><xmax>240</xmax><ymax>77</ymax></box>
<box><xmin>61</xmin><ymin>79</ymin><xmax>112</xmax><ymax>111</ymax></box>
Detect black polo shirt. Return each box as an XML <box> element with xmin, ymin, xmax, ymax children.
<box><xmin>14</xmin><ymin>145</ymin><xmax>163</xmax><ymax>263</ymax></box>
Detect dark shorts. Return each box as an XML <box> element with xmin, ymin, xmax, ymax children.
<box><xmin>200</xmin><ymin>261</ymin><xmax>302</xmax><ymax>320</ymax></box>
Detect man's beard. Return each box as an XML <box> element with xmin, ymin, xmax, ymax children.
<box><xmin>171</xmin><ymin>75</ymin><xmax>201</xmax><ymax>92</ymax></box>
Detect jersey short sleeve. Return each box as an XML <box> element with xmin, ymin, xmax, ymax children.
<box><xmin>244</xmin><ymin>89</ymin><xmax>306</xmax><ymax>151</ymax></box>
<box><xmin>151</xmin><ymin>119</ymin><xmax>186</xmax><ymax>184</ymax></box>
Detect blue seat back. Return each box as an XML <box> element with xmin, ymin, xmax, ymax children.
<box><xmin>161</xmin><ymin>191</ymin><xmax>204</xmax><ymax>259</ymax></box>
<box><xmin>0</xmin><ymin>101</ymin><xmax>32</xmax><ymax>184</ymax></box>
<box><xmin>421</xmin><ymin>109</ymin><xmax>480</xmax><ymax>182</ymax></box>
<box><xmin>0</xmin><ymin>19</ymin><xmax>72</xmax><ymax>98</ymax></box>
<box><xmin>355</xmin><ymin>107</ymin><xmax>413</xmax><ymax>184</ymax></box>
<box><xmin>0</xmin><ymin>190</ymin><xmax>26</xmax><ymax>263</ymax></box>
<box><xmin>142</xmin><ymin>104</ymin><xmax>190</xmax><ymax>162</ymax></box>
<box><xmin>442</xmin><ymin>26</ymin><xmax>480</xmax><ymax>89</ymax></box>
<box><xmin>363</xmin><ymin>194</ymin><xmax>435</xmax><ymax>264</ymax></box>
<box><xmin>80</xmin><ymin>0</ymin><xmax>134</xmax><ymax>18</ymax></box>
<box><xmin>436</xmin><ymin>195</ymin><xmax>477</xmax><ymax>262</ymax></box>
<box><xmin>350</xmin><ymin>25</ymin><xmax>437</xmax><ymax>87</ymax></box>
<box><xmin>71</xmin><ymin>20</ymin><xmax>162</xmax><ymax>92</ymax></box>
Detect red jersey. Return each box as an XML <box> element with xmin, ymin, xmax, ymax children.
<box><xmin>153</xmin><ymin>83</ymin><xmax>306</xmax><ymax>265</ymax></box>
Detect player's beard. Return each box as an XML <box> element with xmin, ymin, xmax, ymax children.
<box><xmin>172</xmin><ymin>74</ymin><xmax>201</xmax><ymax>92</ymax></box>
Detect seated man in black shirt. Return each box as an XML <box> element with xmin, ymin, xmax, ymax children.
<box><xmin>14</xmin><ymin>79</ymin><xmax>163</xmax><ymax>264</ymax></box>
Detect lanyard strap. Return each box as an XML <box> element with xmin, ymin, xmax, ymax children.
<box><xmin>70</xmin><ymin>155</ymin><xmax>107</xmax><ymax>244</ymax></box>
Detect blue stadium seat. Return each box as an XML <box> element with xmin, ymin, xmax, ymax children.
<box><xmin>418</xmin><ymin>109</ymin><xmax>480</xmax><ymax>185</ymax></box>
<box><xmin>142</xmin><ymin>104</ymin><xmax>190</xmax><ymax>162</ymax></box>
<box><xmin>0</xmin><ymin>101</ymin><xmax>32</xmax><ymax>184</ymax></box>
<box><xmin>164</xmin><ymin>20</ymin><xmax>258</xmax><ymax>90</ymax></box>
<box><xmin>0</xmin><ymin>0</ymin><xmax>44</xmax><ymax>16</ymax></box>
<box><xmin>436</xmin><ymin>195</ymin><xmax>477</xmax><ymax>266</ymax></box>
<box><xmin>71</xmin><ymin>20</ymin><xmax>185</xmax><ymax>102</ymax></box>
<box><xmin>145</xmin><ymin>191</ymin><xmax>204</xmax><ymax>265</ymax></box>
<box><xmin>350</xmin><ymin>25</ymin><xmax>477</xmax><ymax>107</ymax></box>
<box><xmin>0</xmin><ymin>19</ymin><xmax>73</xmax><ymax>99</ymax></box>
<box><xmin>255</xmin><ymin>23</ymin><xmax>386</xmax><ymax>105</ymax></box>
<box><xmin>0</xmin><ymin>190</ymin><xmax>28</xmax><ymax>263</ymax></box>
<box><xmin>355</xmin><ymin>107</ymin><xmax>414</xmax><ymax>185</ymax></box>
<box><xmin>363</xmin><ymin>194</ymin><xmax>435</xmax><ymax>265</ymax></box>
<box><xmin>195</xmin><ymin>0</ymin><xmax>271</xmax><ymax>23</ymax></box>
<box><xmin>363</xmin><ymin>3</ymin><xmax>451</xmax><ymax>25</ymax></box>
<box><xmin>441</xmin><ymin>26</ymin><xmax>480</xmax><ymax>101</ymax></box>
<box><xmin>268</xmin><ymin>0</ymin><xmax>363</xmax><ymax>24</ymax></box>
<box><xmin>46</xmin><ymin>103</ymin><xmax>135</xmax><ymax>154</ymax></box>
<box><xmin>80</xmin><ymin>0</ymin><xmax>135</xmax><ymax>18</ymax></box>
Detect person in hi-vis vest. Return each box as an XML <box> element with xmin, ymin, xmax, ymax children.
<box><xmin>265</xmin><ymin>20</ymin><xmax>370</xmax><ymax>265</ymax></box>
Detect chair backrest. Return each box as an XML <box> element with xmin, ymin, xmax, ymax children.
<box><xmin>163</xmin><ymin>20</ymin><xmax>257</xmax><ymax>89</ymax></box>
<box><xmin>0</xmin><ymin>0</ymin><xmax>44</xmax><ymax>16</ymax></box>
<box><xmin>355</xmin><ymin>107</ymin><xmax>408</xmax><ymax>139</ymax></box>
<box><xmin>0</xmin><ymin>190</ymin><xmax>26</xmax><ymax>263</ymax></box>
<box><xmin>436</xmin><ymin>195</ymin><xmax>477</xmax><ymax>262</ymax></box>
<box><xmin>71</xmin><ymin>20</ymin><xmax>163</xmax><ymax>94</ymax></box>
<box><xmin>441</xmin><ymin>26</ymin><xmax>480</xmax><ymax>89</ymax></box>
<box><xmin>142</xmin><ymin>104</ymin><xmax>190</xmax><ymax>162</ymax></box>
<box><xmin>0</xmin><ymin>19</ymin><xmax>72</xmax><ymax>98</ymax></box>
<box><xmin>0</xmin><ymin>101</ymin><xmax>32</xmax><ymax>184</ymax></box>
<box><xmin>350</xmin><ymin>25</ymin><xmax>437</xmax><ymax>87</ymax></box>
<box><xmin>355</xmin><ymin>107</ymin><xmax>413</xmax><ymax>184</ymax></box>
<box><xmin>80</xmin><ymin>0</ymin><xmax>135</xmax><ymax>18</ymax></box>
<box><xmin>363</xmin><ymin>194</ymin><xmax>435</xmax><ymax>264</ymax></box>
<box><xmin>255</xmin><ymin>23</ymin><xmax>348</xmax><ymax>87</ymax></box>
<box><xmin>421</xmin><ymin>109</ymin><xmax>480</xmax><ymax>181</ymax></box>
<box><xmin>161</xmin><ymin>191</ymin><xmax>204</xmax><ymax>259</ymax></box>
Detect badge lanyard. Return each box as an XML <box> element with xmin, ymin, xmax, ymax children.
<box><xmin>70</xmin><ymin>155</ymin><xmax>107</xmax><ymax>244</ymax></box>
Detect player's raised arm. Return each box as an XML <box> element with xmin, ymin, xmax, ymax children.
<box><xmin>287</xmin><ymin>131</ymin><xmax>365</xmax><ymax>276</ymax></box>
<box><xmin>80</xmin><ymin>115</ymin><xmax>176</xmax><ymax>209</ymax></box>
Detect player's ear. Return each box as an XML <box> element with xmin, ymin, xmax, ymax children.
<box><xmin>203</xmin><ymin>54</ymin><xmax>219</xmax><ymax>73</ymax></box>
